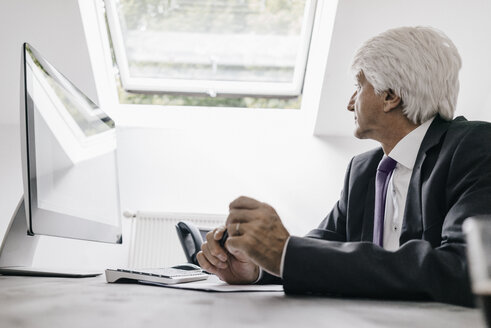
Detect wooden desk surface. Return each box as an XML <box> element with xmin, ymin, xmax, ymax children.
<box><xmin>0</xmin><ymin>275</ymin><xmax>485</xmax><ymax>328</ymax></box>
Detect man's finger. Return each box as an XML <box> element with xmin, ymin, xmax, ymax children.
<box><xmin>213</xmin><ymin>226</ymin><xmax>226</xmax><ymax>240</ymax></box>
<box><xmin>206</xmin><ymin>229</ymin><xmax>228</xmax><ymax>262</ymax></box>
<box><xmin>226</xmin><ymin>208</ymin><xmax>255</xmax><ymax>225</ymax></box>
<box><xmin>229</xmin><ymin>196</ymin><xmax>261</xmax><ymax>210</ymax></box>
<box><xmin>196</xmin><ymin>251</ymin><xmax>219</xmax><ymax>274</ymax></box>
<box><xmin>225</xmin><ymin>235</ymin><xmax>252</xmax><ymax>258</ymax></box>
<box><xmin>201</xmin><ymin>243</ymin><xmax>228</xmax><ymax>269</ymax></box>
<box><xmin>227</xmin><ymin>221</ymin><xmax>253</xmax><ymax>237</ymax></box>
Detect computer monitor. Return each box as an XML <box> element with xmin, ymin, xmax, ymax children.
<box><xmin>0</xmin><ymin>43</ymin><xmax>122</xmax><ymax>276</ymax></box>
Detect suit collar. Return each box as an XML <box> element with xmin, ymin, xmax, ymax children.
<box><xmin>389</xmin><ymin>117</ymin><xmax>434</xmax><ymax>170</ymax></box>
<box><xmin>416</xmin><ymin>114</ymin><xmax>452</xmax><ymax>155</ymax></box>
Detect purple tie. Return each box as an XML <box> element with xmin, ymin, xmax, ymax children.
<box><xmin>373</xmin><ymin>156</ymin><xmax>397</xmax><ymax>247</ymax></box>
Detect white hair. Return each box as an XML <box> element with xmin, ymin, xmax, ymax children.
<box><xmin>351</xmin><ymin>26</ymin><xmax>462</xmax><ymax>124</ymax></box>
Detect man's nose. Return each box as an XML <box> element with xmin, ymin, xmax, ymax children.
<box><xmin>347</xmin><ymin>91</ymin><xmax>356</xmax><ymax>112</ymax></box>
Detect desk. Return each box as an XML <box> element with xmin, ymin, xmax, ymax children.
<box><xmin>0</xmin><ymin>275</ymin><xmax>485</xmax><ymax>328</ymax></box>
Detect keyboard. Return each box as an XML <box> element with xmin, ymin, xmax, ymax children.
<box><xmin>105</xmin><ymin>267</ymin><xmax>209</xmax><ymax>285</ymax></box>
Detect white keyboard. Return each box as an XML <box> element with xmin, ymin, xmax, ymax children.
<box><xmin>105</xmin><ymin>267</ymin><xmax>209</xmax><ymax>285</ymax></box>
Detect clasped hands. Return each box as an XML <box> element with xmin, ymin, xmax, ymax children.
<box><xmin>196</xmin><ymin>196</ymin><xmax>290</xmax><ymax>284</ymax></box>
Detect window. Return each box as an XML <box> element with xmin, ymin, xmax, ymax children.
<box><xmin>104</xmin><ymin>0</ymin><xmax>317</xmax><ymax>108</ymax></box>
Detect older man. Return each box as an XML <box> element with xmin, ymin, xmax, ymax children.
<box><xmin>197</xmin><ymin>26</ymin><xmax>491</xmax><ymax>307</ymax></box>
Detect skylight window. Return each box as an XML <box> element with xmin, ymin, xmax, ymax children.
<box><xmin>104</xmin><ymin>0</ymin><xmax>317</xmax><ymax>99</ymax></box>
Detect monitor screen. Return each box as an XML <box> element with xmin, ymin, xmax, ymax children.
<box><xmin>23</xmin><ymin>43</ymin><xmax>122</xmax><ymax>243</ymax></box>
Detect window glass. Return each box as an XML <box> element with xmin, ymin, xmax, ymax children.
<box><xmin>105</xmin><ymin>0</ymin><xmax>317</xmax><ymax>107</ymax></box>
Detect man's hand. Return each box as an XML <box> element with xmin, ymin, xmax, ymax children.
<box><xmin>197</xmin><ymin>226</ymin><xmax>259</xmax><ymax>284</ymax></box>
<box><xmin>225</xmin><ymin>196</ymin><xmax>290</xmax><ymax>277</ymax></box>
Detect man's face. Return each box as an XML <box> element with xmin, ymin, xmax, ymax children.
<box><xmin>347</xmin><ymin>72</ymin><xmax>386</xmax><ymax>140</ymax></box>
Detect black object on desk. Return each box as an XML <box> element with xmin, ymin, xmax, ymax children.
<box><xmin>175</xmin><ymin>221</ymin><xmax>207</xmax><ymax>265</ymax></box>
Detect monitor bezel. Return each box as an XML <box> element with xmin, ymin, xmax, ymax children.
<box><xmin>21</xmin><ymin>43</ymin><xmax>122</xmax><ymax>244</ymax></box>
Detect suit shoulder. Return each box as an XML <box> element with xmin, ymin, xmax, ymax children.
<box><xmin>353</xmin><ymin>147</ymin><xmax>383</xmax><ymax>161</ymax></box>
<box><xmin>447</xmin><ymin>117</ymin><xmax>491</xmax><ymax>137</ymax></box>
<box><xmin>443</xmin><ymin>117</ymin><xmax>491</xmax><ymax>154</ymax></box>
<box><xmin>351</xmin><ymin>147</ymin><xmax>383</xmax><ymax>169</ymax></box>
<box><xmin>447</xmin><ymin>115</ymin><xmax>491</xmax><ymax>146</ymax></box>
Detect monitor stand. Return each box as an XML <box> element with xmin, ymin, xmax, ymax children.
<box><xmin>0</xmin><ymin>197</ymin><xmax>100</xmax><ymax>277</ymax></box>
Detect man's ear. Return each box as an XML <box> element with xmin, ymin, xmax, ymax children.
<box><xmin>383</xmin><ymin>89</ymin><xmax>402</xmax><ymax>113</ymax></box>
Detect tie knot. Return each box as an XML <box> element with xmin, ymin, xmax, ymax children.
<box><xmin>378</xmin><ymin>156</ymin><xmax>397</xmax><ymax>173</ymax></box>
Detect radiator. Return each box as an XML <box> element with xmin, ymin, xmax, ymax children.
<box><xmin>124</xmin><ymin>211</ymin><xmax>226</xmax><ymax>268</ymax></box>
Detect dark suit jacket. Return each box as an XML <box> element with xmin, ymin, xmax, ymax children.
<box><xmin>260</xmin><ymin>115</ymin><xmax>491</xmax><ymax>307</ymax></box>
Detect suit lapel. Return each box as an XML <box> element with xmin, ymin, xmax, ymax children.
<box><xmin>400</xmin><ymin>152</ymin><xmax>426</xmax><ymax>243</ymax></box>
<box><xmin>356</xmin><ymin>148</ymin><xmax>383</xmax><ymax>242</ymax></box>
<box><xmin>399</xmin><ymin>115</ymin><xmax>451</xmax><ymax>244</ymax></box>
<box><xmin>361</xmin><ymin>177</ymin><xmax>376</xmax><ymax>241</ymax></box>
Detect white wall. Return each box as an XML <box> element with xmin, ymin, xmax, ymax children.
<box><xmin>0</xmin><ymin>0</ymin><xmax>99</xmax><ymax>125</ymax></box>
<box><xmin>0</xmin><ymin>0</ymin><xmax>125</xmax><ymax>270</ymax></box>
<box><xmin>116</xmin><ymin>122</ymin><xmax>376</xmax><ymax>236</ymax></box>
<box><xmin>0</xmin><ymin>125</ymin><xmax>23</xmax><ymax>255</ymax></box>
<box><xmin>315</xmin><ymin>0</ymin><xmax>491</xmax><ymax>136</ymax></box>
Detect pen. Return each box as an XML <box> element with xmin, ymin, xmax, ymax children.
<box><xmin>219</xmin><ymin>229</ymin><xmax>228</xmax><ymax>247</ymax></box>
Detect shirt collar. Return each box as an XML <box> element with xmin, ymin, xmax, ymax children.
<box><xmin>388</xmin><ymin>116</ymin><xmax>436</xmax><ymax>170</ymax></box>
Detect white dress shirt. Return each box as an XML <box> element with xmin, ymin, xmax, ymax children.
<box><xmin>383</xmin><ymin>117</ymin><xmax>434</xmax><ymax>250</ymax></box>
<box><xmin>274</xmin><ymin>117</ymin><xmax>436</xmax><ymax>278</ymax></box>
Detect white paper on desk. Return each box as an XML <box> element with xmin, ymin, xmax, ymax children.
<box><xmin>140</xmin><ymin>275</ymin><xmax>284</xmax><ymax>293</ymax></box>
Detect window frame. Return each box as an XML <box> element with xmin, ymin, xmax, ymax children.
<box><xmin>103</xmin><ymin>0</ymin><xmax>318</xmax><ymax>97</ymax></box>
